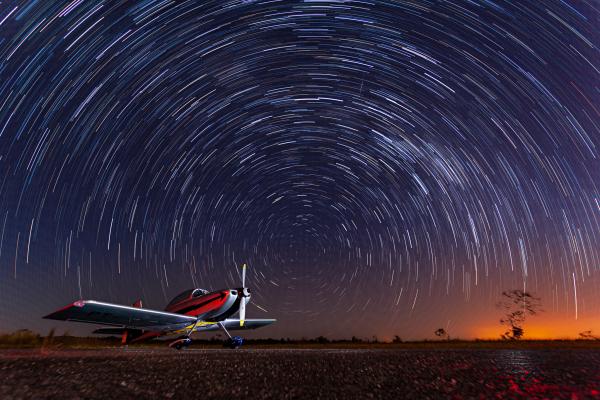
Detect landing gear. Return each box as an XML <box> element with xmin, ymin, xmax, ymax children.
<box><xmin>224</xmin><ymin>336</ymin><xmax>244</xmax><ymax>349</ymax></box>
<box><xmin>218</xmin><ymin>322</ymin><xmax>244</xmax><ymax>349</ymax></box>
<box><xmin>169</xmin><ymin>317</ymin><xmax>202</xmax><ymax>350</ymax></box>
<box><xmin>169</xmin><ymin>337</ymin><xmax>192</xmax><ymax>350</ymax></box>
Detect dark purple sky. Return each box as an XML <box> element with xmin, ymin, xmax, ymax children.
<box><xmin>0</xmin><ymin>0</ymin><xmax>599</xmax><ymax>340</ymax></box>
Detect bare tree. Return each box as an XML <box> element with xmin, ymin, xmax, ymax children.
<box><xmin>497</xmin><ymin>289</ymin><xmax>542</xmax><ymax>340</ymax></box>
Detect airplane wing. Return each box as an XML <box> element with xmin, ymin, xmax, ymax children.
<box><xmin>194</xmin><ymin>319</ymin><xmax>276</xmax><ymax>332</ymax></box>
<box><xmin>43</xmin><ymin>300</ymin><xmax>197</xmax><ymax>331</ymax></box>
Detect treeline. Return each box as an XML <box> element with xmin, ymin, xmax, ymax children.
<box><xmin>2</xmin><ymin>329</ymin><xmax>600</xmax><ymax>350</ymax></box>
<box><xmin>0</xmin><ymin>330</ymin><xmax>398</xmax><ymax>347</ymax></box>
<box><xmin>0</xmin><ymin>329</ymin><xmax>120</xmax><ymax>348</ymax></box>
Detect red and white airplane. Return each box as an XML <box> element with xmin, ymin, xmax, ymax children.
<box><xmin>44</xmin><ymin>264</ymin><xmax>275</xmax><ymax>349</ymax></box>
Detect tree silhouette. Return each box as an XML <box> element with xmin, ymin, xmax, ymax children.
<box><xmin>434</xmin><ymin>328</ymin><xmax>448</xmax><ymax>340</ymax></box>
<box><xmin>392</xmin><ymin>335</ymin><xmax>403</xmax><ymax>343</ymax></box>
<box><xmin>497</xmin><ymin>289</ymin><xmax>542</xmax><ymax>340</ymax></box>
<box><xmin>579</xmin><ymin>330</ymin><xmax>598</xmax><ymax>340</ymax></box>
<box><xmin>315</xmin><ymin>336</ymin><xmax>329</xmax><ymax>344</ymax></box>
<box><xmin>351</xmin><ymin>336</ymin><xmax>363</xmax><ymax>343</ymax></box>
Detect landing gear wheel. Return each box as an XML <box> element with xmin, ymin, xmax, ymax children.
<box><xmin>224</xmin><ymin>336</ymin><xmax>244</xmax><ymax>349</ymax></box>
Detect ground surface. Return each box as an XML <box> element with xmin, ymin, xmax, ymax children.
<box><xmin>1</xmin><ymin>348</ymin><xmax>599</xmax><ymax>399</ymax></box>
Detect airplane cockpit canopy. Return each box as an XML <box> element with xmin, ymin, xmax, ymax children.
<box><xmin>192</xmin><ymin>288</ymin><xmax>209</xmax><ymax>297</ymax></box>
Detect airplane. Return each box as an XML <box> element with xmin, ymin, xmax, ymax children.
<box><xmin>43</xmin><ymin>264</ymin><xmax>275</xmax><ymax>349</ymax></box>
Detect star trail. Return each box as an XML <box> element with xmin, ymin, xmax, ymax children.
<box><xmin>0</xmin><ymin>0</ymin><xmax>599</xmax><ymax>339</ymax></box>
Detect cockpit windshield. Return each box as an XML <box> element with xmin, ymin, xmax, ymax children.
<box><xmin>165</xmin><ymin>288</ymin><xmax>211</xmax><ymax>309</ymax></box>
<box><xmin>192</xmin><ymin>288</ymin><xmax>209</xmax><ymax>297</ymax></box>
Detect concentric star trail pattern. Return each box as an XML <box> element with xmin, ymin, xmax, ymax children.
<box><xmin>0</xmin><ymin>0</ymin><xmax>599</xmax><ymax>339</ymax></box>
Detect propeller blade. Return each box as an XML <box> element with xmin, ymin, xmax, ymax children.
<box><xmin>239</xmin><ymin>297</ymin><xmax>246</xmax><ymax>326</ymax></box>
<box><xmin>240</xmin><ymin>263</ymin><xmax>248</xmax><ymax>327</ymax></box>
<box><xmin>241</xmin><ymin>263</ymin><xmax>247</xmax><ymax>288</ymax></box>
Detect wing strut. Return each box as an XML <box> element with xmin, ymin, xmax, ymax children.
<box><xmin>186</xmin><ymin>318</ymin><xmax>201</xmax><ymax>338</ymax></box>
<box><xmin>217</xmin><ymin>321</ymin><xmax>232</xmax><ymax>339</ymax></box>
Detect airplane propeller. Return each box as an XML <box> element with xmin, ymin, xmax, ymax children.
<box><xmin>239</xmin><ymin>263</ymin><xmax>250</xmax><ymax>326</ymax></box>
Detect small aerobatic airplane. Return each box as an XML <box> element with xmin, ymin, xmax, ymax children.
<box><xmin>44</xmin><ymin>264</ymin><xmax>275</xmax><ymax>349</ymax></box>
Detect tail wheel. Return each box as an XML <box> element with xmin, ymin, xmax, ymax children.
<box><xmin>169</xmin><ymin>337</ymin><xmax>192</xmax><ymax>350</ymax></box>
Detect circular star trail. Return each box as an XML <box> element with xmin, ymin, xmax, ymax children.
<box><xmin>0</xmin><ymin>0</ymin><xmax>598</xmax><ymax>338</ymax></box>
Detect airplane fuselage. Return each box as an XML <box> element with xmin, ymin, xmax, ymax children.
<box><xmin>165</xmin><ymin>289</ymin><xmax>243</xmax><ymax>320</ymax></box>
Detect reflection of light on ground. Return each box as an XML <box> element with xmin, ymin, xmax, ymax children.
<box><xmin>494</xmin><ymin>350</ymin><xmax>542</xmax><ymax>396</ymax></box>
<box><xmin>497</xmin><ymin>350</ymin><xmax>532</xmax><ymax>373</ymax></box>
<box><xmin>490</xmin><ymin>349</ymin><xmax>600</xmax><ymax>398</ymax></box>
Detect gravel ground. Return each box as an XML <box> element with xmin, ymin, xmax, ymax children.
<box><xmin>1</xmin><ymin>348</ymin><xmax>599</xmax><ymax>399</ymax></box>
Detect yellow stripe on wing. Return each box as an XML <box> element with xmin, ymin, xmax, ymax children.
<box><xmin>171</xmin><ymin>321</ymin><xmax>217</xmax><ymax>334</ymax></box>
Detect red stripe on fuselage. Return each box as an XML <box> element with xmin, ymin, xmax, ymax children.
<box><xmin>165</xmin><ymin>290</ymin><xmax>230</xmax><ymax>317</ymax></box>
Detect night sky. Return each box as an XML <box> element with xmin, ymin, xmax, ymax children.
<box><xmin>0</xmin><ymin>0</ymin><xmax>599</xmax><ymax>340</ymax></box>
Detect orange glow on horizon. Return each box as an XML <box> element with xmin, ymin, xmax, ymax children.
<box><xmin>473</xmin><ymin>314</ymin><xmax>600</xmax><ymax>340</ymax></box>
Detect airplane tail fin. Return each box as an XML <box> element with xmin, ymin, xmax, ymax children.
<box><xmin>132</xmin><ymin>299</ymin><xmax>143</xmax><ymax>308</ymax></box>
